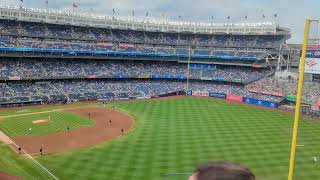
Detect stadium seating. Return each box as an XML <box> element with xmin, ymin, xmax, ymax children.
<box><xmin>0</xmin><ymin>20</ymin><xmax>287</xmax><ymax>48</ymax></box>
<box><xmin>0</xmin><ymin>59</ymin><xmax>271</xmax><ymax>83</ymax></box>
<box><xmin>0</xmin><ymin>19</ymin><xmax>287</xmax><ymax>60</ymax></box>
<box><xmin>247</xmin><ymin>77</ymin><xmax>320</xmax><ymax>105</ymax></box>
<box><xmin>0</xmin><ymin>79</ymin><xmax>284</xmax><ymax>105</ymax></box>
<box><xmin>0</xmin><ymin>19</ymin><xmax>305</xmax><ymax>108</ymax></box>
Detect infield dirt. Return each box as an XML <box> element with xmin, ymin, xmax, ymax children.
<box><xmin>11</xmin><ymin>107</ymin><xmax>133</xmax><ymax>155</ymax></box>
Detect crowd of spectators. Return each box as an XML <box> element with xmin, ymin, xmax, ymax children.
<box><xmin>0</xmin><ymin>20</ymin><xmax>286</xmax><ymax>48</ymax></box>
<box><xmin>0</xmin><ymin>79</ymin><xmax>284</xmax><ymax>104</ymax></box>
<box><xmin>4</xmin><ymin>59</ymin><xmax>320</xmax><ymax>106</ymax></box>
<box><xmin>0</xmin><ymin>37</ymin><xmax>269</xmax><ymax>58</ymax></box>
<box><xmin>0</xmin><ymin>19</ymin><xmax>295</xmax><ymax>107</ymax></box>
<box><xmin>247</xmin><ymin>76</ymin><xmax>320</xmax><ymax>105</ymax></box>
<box><xmin>0</xmin><ymin>19</ymin><xmax>287</xmax><ymax>60</ymax></box>
<box><xmin>188</xmin><ymin>81</ymin><xmax>283</xmax><ymax>102</ymax></box>
<box><xmin>0</xmin><ymin>59</ymin><xmax>271</xmax><ymax>83</ymax></box>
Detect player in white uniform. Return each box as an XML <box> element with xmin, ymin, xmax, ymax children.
<box><xmin>313</xmin><ymin>156</ymin><xmax>317</xmax><ymax>163</ymax></box>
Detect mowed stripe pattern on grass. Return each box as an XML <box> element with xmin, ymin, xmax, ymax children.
<box><xmin>0</xmin><ymin>143</ymin><xmax>54</xmax><ymax>180</ymax></box>
<box><xmin>0</xmin><ymin>103</ymin><xmax>94</xmax><ymax>117</ymax></box>
<box><xmin>0</xmin><ymin>111</ymin><xmax>95</xmax><ymax>137</ymax></box>
<box><xmin>0</xmin><ymin>97</ymin><xmax>320</xmax><ymax>180</ymax></box>
<box><xmin>33</xmin><ymin>97</ymin><xmax>320</xmax><ymax>180</ymax></box>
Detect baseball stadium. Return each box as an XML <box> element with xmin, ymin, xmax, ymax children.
<box><xmin>0</xmin><ymin>2</ymin><xmax>319</xmax><ymax>180</ymax></box>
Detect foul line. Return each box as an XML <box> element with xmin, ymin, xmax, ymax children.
<box><xmin>0</xmin><ymin>130</ymin><xmax>59</xmax><ymax>180</ymax></box>
<box><xmin>0</xmin><ymin>105</ymin><xmax>127</xmax><ymax>180</ymax></box>
<box><xmin>0</xmin><ymin>105</ymin><xmax>95</xmax><ymax>179</ymax></box>
<box><xmin>0</xmin><ymin>106</ymin><xmax>92</xmax><ymax>119</ymax></box>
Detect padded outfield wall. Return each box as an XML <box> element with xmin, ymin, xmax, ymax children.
<box><xmin>187</xmin><ymin>90</ymin><xmax>278</xmax><ymax>109</ymax></box>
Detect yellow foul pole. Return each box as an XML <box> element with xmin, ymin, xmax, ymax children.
<box><xmin>287</xmin><ymin>19</ymin><xmax>311</xmax><ymax>180</ymax></box>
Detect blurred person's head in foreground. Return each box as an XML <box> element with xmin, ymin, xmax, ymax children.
<box><xmin>188</xmin><ymin>161</ymin><xmax>255</xmax><ymax>180</ymax></box>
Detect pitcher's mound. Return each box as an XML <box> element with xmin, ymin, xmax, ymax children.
<box><xmin>32</xmin><ymin>120</ymin><xmax>49</xmax><ymax>124</ymax></box>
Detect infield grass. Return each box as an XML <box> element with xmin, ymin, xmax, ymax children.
<box><xmin>0</xmin><ymin>103</ymin><xmax>94</xmax><ymax>116</ymax></box>
<box><xmin>0</xmin><ymin>111</ymin><xmax>95</xmax><ymax>137</ymax></box>
<box><xmin>0</xmin><ymin>97</ymin><xmax>320</xmax><ymax>180</ymax></box>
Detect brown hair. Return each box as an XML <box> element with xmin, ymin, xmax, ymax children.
<box><xmin>193</xmin><ymin>161</ymin><xmax>256</xmax><ymax>180</ymax></box>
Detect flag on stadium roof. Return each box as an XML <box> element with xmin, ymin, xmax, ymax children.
<box><xmin>73</xmin><ymin>3</ymin><xmax>78</xmax><ymax>8</ymax></box>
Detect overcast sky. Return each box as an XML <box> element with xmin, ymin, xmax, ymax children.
<box><xmin>1</xmin><ymin>0</ymin><xmax>320</xmax><ymax>43</ymax></box>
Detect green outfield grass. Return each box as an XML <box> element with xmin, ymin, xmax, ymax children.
<box><xmin>0</xmin><ymin>142</ymin><xmax>53</xmax><ymax>179</ymax></box>
<box><xmin>0</xmin><ymin>97</ymin><xmax>320</xmax><ymax>180</ymax></box>
<box><xmin>0</xmin><ymin>111</ymin><xmax>95</xmax><ymax>137</ymax></box>
<box><xmin>0</xmin><ymin>103</ymin><xmax>94</xmax><ymax>116</ymax></box>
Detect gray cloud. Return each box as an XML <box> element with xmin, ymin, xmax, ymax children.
<box><xmin>5</xmin><ymin>0</ymin><xmax>320</xmax><ymax>43</ymax></box>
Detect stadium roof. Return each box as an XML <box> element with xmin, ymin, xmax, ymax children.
<box><xmin>0</xmin><ymin>5</ymin><xmax>290</xmax><ymax>35</ymax></box>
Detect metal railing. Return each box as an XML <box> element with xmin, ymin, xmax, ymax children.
<box><xmin>0</xmin><ymin>5</ymin><xmax>283</xmax><ymax>35</ymax></box>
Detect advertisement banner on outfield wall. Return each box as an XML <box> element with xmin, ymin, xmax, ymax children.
<box><xmin>85</xmin><ymin>75</ymin><xmax>96</xmax><ymax>79</ymax></box>
<box><xmin>138</xmin><ymin>75</ymin><xmax>150</xmax><ymax>79</ymax></box>
<box><xmin>209</xmin><ymin>92</ymin><xmax>226</xmax><ymax>99</ymax></box>
<box><xmin>115</xmin><ymin>75</ymin><xmax>126</xmax><ymax>78</ymax></box>
<box><xmin>243</xmin><ymin>97</ymin><xmax>278</xmax><ymax>108</ymax></box>
<box><xmin>192</xmin><ymin>91</ymin><xmax>209</xmax><ymax>97</ymax></box>
<box><xmin>226</xmin><ymin>95</ymin><xmax>243</xmax><ymax>102</ymax></box>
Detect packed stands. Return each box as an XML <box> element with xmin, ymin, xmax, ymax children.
<box><xmin>0</xmin><ymin>19</ymin><xmax>289</xmax><ymax>60</ymax></box>
<box><xmin>0</xmin><ymin>20</ymin><xmax>287</xmax><ymax>48</ymax></box>
<box><xmin>0</xmin><ymin>18</ymin><xmax>295</xmax><ymax>108</ymax></box>
<box><xmin>1</xmin><ymin>36</ymin><xmax>268</xmax><ymax>59</ymax></box>
<box><xmin>0</xmin><ymin>79</ymin><xmax>284</xmax><ymax>105</ymax></box>
<box><xmin>0</xmin><ymin>59</ymin><xmax>271</xmax><ymax>83</ymax></box>
<box><xmin>247</xmin><ymin>76</ymin><xmax>320</xmax><ymax>105</ymax></box>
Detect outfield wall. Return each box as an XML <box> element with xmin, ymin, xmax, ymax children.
<box><xmin>226</xmin><ymin>94</ymin><xmax>243</xmax><ymax>102</ymax></box>
<box><xmin>187</xmin><ymin>90</ymin><xmax>278</xmax><ymax>109</ymax></box>
<box><xmin>243</xmin><ymin>97</ymin><xmax>278</xmax><ymax>108</ymax></box>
